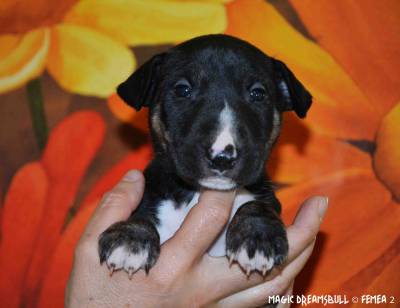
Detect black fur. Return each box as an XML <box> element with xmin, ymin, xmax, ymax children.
<box><xmin>98</xmin><ymin>34</ymin><xmax>312</xmax><ymax>276</ymax></box>
<box><xmin>99</xmin><ymin>219</ymin><xmax>160</xmax><ymax>274</ymax></box>
<box><xmin>226</xmin><ymin>201</ymin><xmax>288</xmax><ymax>271</ymax></box>
<box><xmin>273</xmin><ymin>59</ymin><xmax>312</xmax><ymax>118</ymax></box>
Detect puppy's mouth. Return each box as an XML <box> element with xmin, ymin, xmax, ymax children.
<box><xmin>198</xmin><ymin>176</ymin><xmax>237</xmax><ymax>191</ymax></box>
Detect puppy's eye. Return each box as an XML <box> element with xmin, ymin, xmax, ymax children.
<box><xmin>174</xmin><ymin>81</ymin><xmax>192</xmax><ymax>98</ymax></box>
<box><xmin>249</xmin><ymin>84</ymin><xmax>266</xmax><ymax>102</ymax></box>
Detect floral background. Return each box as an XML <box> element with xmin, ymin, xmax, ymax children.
<box><xmin>0</xmin><ymin>0</ymin><xmax>399</xmax><ymax>307</ymax></box>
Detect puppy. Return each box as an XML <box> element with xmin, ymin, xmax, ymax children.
<box><xmin>99</xmin><ymin>34</ymin><xmax>312</xmax><ymax>278</ymax></box>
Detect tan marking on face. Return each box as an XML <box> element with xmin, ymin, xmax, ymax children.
<box><xmin>151</xmin><ymin>104</ymin><xmax>169</xmax><ymax>148</ymax></box>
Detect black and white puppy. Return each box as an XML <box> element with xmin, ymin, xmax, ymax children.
<box><xmin>99</xmin><ymin>34</ymin><xmax>312</xmax><ymax>278</ymax></box>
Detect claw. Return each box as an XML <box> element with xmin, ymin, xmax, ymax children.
<box><xmin>229</xmin><ymin>254</ymin><xmax>234</xmax><ymax>267</ymax></box>
<box><xmin>108</xmin><ymin>264</ymin><xmax>116</xmax><ymax>277</ymax></box>
<box><xmin>246</xmin><ymin>266</ymin><xmax>251</xmax><ymax>278</ymax></box>
<box><xmin>127</xmin><ymin>267</ymin><xmax>135</xmax><ymax>280</ymax></box>
<box><xmin>262</xmin><ymin>266</ymin><xmax>267</xmax><ymax>277</ymax></box>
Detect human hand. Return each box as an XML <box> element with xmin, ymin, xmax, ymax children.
<box><xmin>66</xmin><ymin>170</ymin><xmax>327</xmax><ymax>307</ymax></box>
<box><xmin>211</xmin><ymin>195</ymin><xmax>328</xmax><ymax>308</ymax></box>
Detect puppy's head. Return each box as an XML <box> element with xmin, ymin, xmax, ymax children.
<box><xmin>118</xmin><ymin>35</ymin><xmax>312</xmax><ymax>190</ymax></box>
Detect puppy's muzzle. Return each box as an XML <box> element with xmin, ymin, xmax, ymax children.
<box><xmin>206</xmin><ymin>144</ymin><xmax>237</xmax><ymax>172</ymax></box>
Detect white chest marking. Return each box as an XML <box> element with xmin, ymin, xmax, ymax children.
<box><xmin>157</xmin><ymin>195</ymin><xmax>199</xmax><ymax>244</ymax></box>
<box><xmin>156</xmin><ymin>189</ymin><xmax>255</xmax><ymax>257</ymax></box>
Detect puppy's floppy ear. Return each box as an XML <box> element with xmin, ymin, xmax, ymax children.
<box><xmin>273</xmin><ymin>59</ymin><xmax>312</xmax><ymax>118</ymax></box>
<box><xmin>117</xmin><ymin>53</ymin><xmax>165</xmax><ymax>111</ymax></box>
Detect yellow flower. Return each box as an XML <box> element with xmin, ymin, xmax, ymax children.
<box><xmin>0</xmin><ymin>0</ymin><xmax>227</xmax><ymax>97</ymax></box>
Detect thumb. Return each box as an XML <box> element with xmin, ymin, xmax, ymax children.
<box><xmin>285</xmin><ymin>196</ymin><xmax>328</xmax><ymax>262</ymax></box>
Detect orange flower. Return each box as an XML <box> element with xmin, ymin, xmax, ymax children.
<box><xmin>38</xmin><ymin>146</ymin><xmax>152</xmax><ymax>308</ymax></box>
<box><xmin>0</xmin><ymin>110</ymin><xmax>152</xmax><ymax>307</ymax></box>
<box><xmin>0</xmin><ymin>0</ymin><xmax>227</xmax><ymax>97</ymax></box>
<box><xmin>225</xmin><ymin>0</ymin><xmax>400</xmax><ymax>300</ymax></box>
<box><xmin>107</xmin><ymin>92</ymin><xmax>149</xmax><ymax>132</ymax></box>
<box><xmin>0</xmin><ymin>163</ymin><xmax>48</xmax><ymax>308</ymax></box>
<box><xmin>0</xmin><ymin>111</ymin><xmax>106</xmax><ymax>307</ymax></box>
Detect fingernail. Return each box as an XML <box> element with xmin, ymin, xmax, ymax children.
<box><xmin>123</xmin><ymin>170</ymin><xmax>142</xmax><ymax>182</ymax></box>
<box><xmin>318</xmin><ymin>196</ymin><xmax>329</xmax><ymax>221</ymax></box>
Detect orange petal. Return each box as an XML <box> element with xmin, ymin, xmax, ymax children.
<box><xmin>39</xmin><ymin>146</ymin><xmax>152</xmax><ymax>306</ymax></box>
<box><xmin>0</xmin><ymin>0</ymin><xmax>76</xmax><ymax>34</ymax></box>
<box><xmin>23</xmin><ymin>111</ymin><xmax>105</xmax><ymax>305</ymax></box>
<box><xmin>225</xmin><ymin>0</ymin><xmax>379</xmax><ymax>140</ymax></box>
<box><xmin>268</xmin><ymin>113</ymin><xmax>371</xmax><ymax>184</ymax></box>
<box><xmin>0</xmin><ymin>28</ymin><xmax>49</xmax><ymax>93</ymax></box>
<box><xmin>47</xmin><ymin>24</ymin><xmax>135</xmax><ymax>97</ymax></box>
<box><xmin>0</xmin><ymin>162</ymin><xmax>48</xmax><ymax>308</ymax></box>
<box><xmin>107</xmin><ymin>93</ymin><xmax>149</xmax><ymax>132</ymax></box>
<box><xmin>38</xmin><ymin>200</ymin><xmax>99</xmax><ymax>307</ymax></box>
<box><xmin>37</xmin><ymin>201</ymin><xmax>98</xmax><ymax>308</ymax></box>
<box><xmin>81</xmin><ymin>145</ymin><xmax>152</xmax><ymax>209</ymax></box>
<box><xmin>291</xmin><ymin>0</ymin><xmax>400</xmax><ymax>116</ymax></box>
<box><xmin>374</xmin><ymin>103</ymin><xmax>400</xmax><ymax>201</ymax></box>
<box><xmin>331</xmin><ymin>207</ymin><xmax>399</xmax><ymax>297</ymax></box>
<box><xmin>351</xmin><ymin>253</ymin><xmax>400</xmax><ymax>308</ymax></box>
<box><xmin>278</xmin><ymin>170</ymin><xmax>398</xmax><ymax>294</ymax></box>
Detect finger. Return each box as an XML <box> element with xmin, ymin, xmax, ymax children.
<box><xmin>195</xmin><ymin>196</ymin><xmax>328</xmax><ymax>299</ymax></box>
<box><xmin>215</xmin><ymin>243</ymin><xmax>313</xmax><ymax>308</ymax></box>
<box><xmin>277</xmin><ymin>280</ymin><xmax>294</xmax><ymax>308</ymax></box>
<box><xmin>161</xmin><ymin>189</ymin><xmax>236</xmax><ymax>269</ymax></box>
<box><xmin>80</xmin><ymin>170</ymin><xmax>145</xmax><ymax>243</ymax></box>
<box><xmin>285</xmin><ymin>196</ymin><xmax>328</xmax><ymax>264</ymax></box>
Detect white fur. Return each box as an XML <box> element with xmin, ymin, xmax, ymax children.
<box><xmin>107</xmin><ymin>246</ymin><xmax>128</xmax><ymax>270</ymax></box>
<box><xmin>198</xmin><ymin>176</ymin><xmax>236</xmax><ymax>190</ymax></box>
<box><xmin>210</xmin><ymin>102</ymin><xmax>237</xmax><ymax>158</ymax></box>
<box><xmin>124</xmin><ymin>249</ymin><xmax>149</xmax><ymax>271</ymax></box>
<box><xmin>157</xmin><ymin>195</ymin><xmax>199</xmax><ymax>243</ymax></box>
<box><xmin>228</xmin><ymin>247</ymin><xmax>274</xmax><ymax>272</ymax></box>
<box><xmin>106</xmin><ymin>245</ymin><xmax>149</xmax><ymax>273</ymax></box>
<box><xmin>156</xmin><ymin>189</ymin><xmax>255</xmax><ymax>257</ymax></box>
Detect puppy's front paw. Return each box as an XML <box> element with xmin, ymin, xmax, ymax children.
<box><xmin>98</xmin><ymin>220</ymin><xmax>160</xmax><ymax>278</ymax></box>
<box><xmin>226</xmin><ymin>203</ymin><xmax>288</xmax><ymax>277</ymax></box>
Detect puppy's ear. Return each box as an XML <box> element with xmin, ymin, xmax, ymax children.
<box><xmin>273</xmin><ymin>59</ymin><xmax>312</xmax><ymax>118</ymax></box>
<box><xmin>117</xmin><ymin>53</ymin><xmax>165</xmax><ymax>110</ymax></box>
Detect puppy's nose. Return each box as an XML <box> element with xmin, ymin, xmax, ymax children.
<box><xmin>207</xmin><ymin>144</ymin><xmax>237</xmax><ymax>172</ymax></box>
